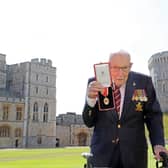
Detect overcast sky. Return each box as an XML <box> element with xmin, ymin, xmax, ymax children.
<box><xmin>0</xmin><ymin>0</ymin><xmax>168</xmax><ymax>115</ymax></box>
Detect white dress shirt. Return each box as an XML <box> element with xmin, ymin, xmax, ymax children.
<box><xmin>87</xmin><ymin>84</ymin><xmax>126</xmax><ymax>118</ymax></box>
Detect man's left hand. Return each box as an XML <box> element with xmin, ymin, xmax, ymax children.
<box><xmin>154</xmin><ymin>145</ymin><xmax>168</xmax><ymax>160</ymax></box>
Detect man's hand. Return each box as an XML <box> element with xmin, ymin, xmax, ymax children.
<box><xmin>154</xmin><ymin>145</ymin><xmax>168</xmax><ymax>160</ymax></box>
<box><xmin>87</xmin><ymin>81</ymin><xmax>104</xmax><ymax>99</ymax></box>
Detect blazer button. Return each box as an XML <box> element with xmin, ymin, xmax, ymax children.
<box><xmin>117</xmin><ymin>124</ymin><xmax>121</xmax><ymax>128</ymax></box>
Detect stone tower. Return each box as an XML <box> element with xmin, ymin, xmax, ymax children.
<box><xmin>148</xmin><ymin>51</ymin><xmax>168</xmax><ymax>112</ymax></box>
<box><xmin>1</xmin><ymin>56</ymin><xmax>57</xmax><ymax>148</ymax></box>
<box><xmin>0</xmin><ymin>54</ymin><xmax>6</xmax><ymax>89</ymax></box>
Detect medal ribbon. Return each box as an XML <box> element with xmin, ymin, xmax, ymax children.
<box><xmin>102</xmin><ymin>88</ymin><xmax>108</xmax><ymax>97</ymax></box>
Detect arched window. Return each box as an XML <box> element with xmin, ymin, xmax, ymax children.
<box><xmin>43</xmin><ymin>103</ymin><xmax>48</xmax><ymax>122</ymax></box>
<box><xmin>33</xmin><ymin>102</ymin><xmax>38</xmax><ymax>112</ymax></box>
<box><xmin>0</xmin><ymin>126</ymin><xmax>10</xmax><ymax>137</ymax></box>
<box><xmin>44</xmin><ymin>103</ymin><xmax>48</xmax><ymax>112</ymax></box>
<box><xmin>33</xmin><ymin>102</ymin><xmax>38</xmax><ymax>121</ymax></box>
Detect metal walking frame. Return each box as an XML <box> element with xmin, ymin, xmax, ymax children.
<box><xmin>82</xmin><ymin>151</ymin><xmax>168</xmax><ymax>168</ymax></box>
<box><xmin>81</xmin><ymin>152</ymin><xmax>93</xmax><ymax>168</ymax></box>
<box><xmin>156</xmin><ymin>152</ymin><xmax>168</xmax><ymax>168</ymax></box>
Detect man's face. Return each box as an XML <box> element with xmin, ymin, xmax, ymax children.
<box><xmin>109</xmin><ymin>53</ymin><xmax>132</xmax><ymax>87</ymax></box>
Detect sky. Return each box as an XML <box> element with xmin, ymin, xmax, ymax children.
<box><xmin>0</xmin><ymin>0</ymin><xmax>168</xmax><ymax>116</ymax></box>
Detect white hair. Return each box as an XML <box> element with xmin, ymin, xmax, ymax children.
<box><xmin>109</xmin><ymin>50</ymin><xmax>131</xmax><ymax>61</ymax></box>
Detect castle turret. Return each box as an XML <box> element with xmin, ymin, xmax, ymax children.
<box><xmin>148</xmin><ymin>51</ymin><xmax>168</xmax><ymax>112</ymax></box>
<box><xmin>0</xmin><ymin>54</ymin><xmax>6</xmax><ymax>88</ymax></box>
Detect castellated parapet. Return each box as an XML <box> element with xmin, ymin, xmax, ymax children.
<box><xmin>31</xmin><ymin>58</ymin><xmax>52</xmax><ymax>66</ymax></box>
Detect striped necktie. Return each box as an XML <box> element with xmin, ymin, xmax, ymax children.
<box><xmin>114</xmin><ymin>86</ymin><xmax>121</xmax><ymax>115</ymax></box>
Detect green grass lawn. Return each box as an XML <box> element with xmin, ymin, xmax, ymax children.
<box><xmin>0</xmin><ymin>114</ymin><xmax>167</xmax><ymax>168</ymax></box>
<box><xmin>0</xmin><ymin>147</ymin><xmax>87</xmax><ymax>168</ymax></box>
<box><xmin>0</xmin><ymin>146</ymin><xmax>166</xmax><ymax>168</ymax></box>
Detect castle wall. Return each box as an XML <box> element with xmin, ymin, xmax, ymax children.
<box><xmin>56</xmin><ymin>124</ymin><xmax>93</xmax><ymax>147</ymax></box>
<box><xmin>0</xmin><ymin>100</ymin><xmax>24</xmax><ymax>148</ymax></box>
<box><xmin>56</xmin><ymin>113</ymin><xmax>93</xmax><ymax>147</ymax></box>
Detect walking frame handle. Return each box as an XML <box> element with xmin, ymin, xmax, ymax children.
<box><xmin>81</xmin><ymin>152</ymin><xmax>93</xmax><ymax>168</ymax></box>
<box><xmin>156</xmin><ymin>152</ymin><xmax>168</xmax><ymax>168</ymax></box>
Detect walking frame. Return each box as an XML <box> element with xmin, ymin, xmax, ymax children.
<box><xmin>82</xmin><ymin>152</ymin><xmax>168</xmax><ymax>168</ymax></box>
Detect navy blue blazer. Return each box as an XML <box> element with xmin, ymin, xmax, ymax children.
<box><xmin>82</xmin><ymin>71</ymin><xmax>165</xmax><ymax>168</ymax></box>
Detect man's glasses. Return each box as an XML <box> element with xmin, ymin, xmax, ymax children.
<box><xmin>110</xmin><ymin>65</ymin><xmax>131</xmax><ymax>72</ymax></box>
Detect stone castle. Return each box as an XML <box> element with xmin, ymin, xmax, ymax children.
<box><xmin>0</xmin><ymin>53</ymin><xmax>92</xmax><ymax>148</ymax></box>
<box><xmin>0</xmin><ymin>53</ymin><xmax>56</xmax><ymax>148</ymax></box>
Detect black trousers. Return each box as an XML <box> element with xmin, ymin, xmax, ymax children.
<box><xmin>109</xmin><ymin>143</ymin><xmax>123</xmax><ymax>168</ymax></box>
<box><xmin>93</xmin><ymin>143</ymin><xmax>124</xmax><ymax>168</ymax></box>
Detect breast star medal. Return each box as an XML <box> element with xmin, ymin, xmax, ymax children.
<box><xmin>135</xmin><ymin>102</ymin><xmax>143</xmax><ymax>112</ymax></box>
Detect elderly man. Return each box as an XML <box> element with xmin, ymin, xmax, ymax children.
<box><xmin>82</xmin><ymin>50</ymin><xmax>168</xmax><ymax>168</ymax></box>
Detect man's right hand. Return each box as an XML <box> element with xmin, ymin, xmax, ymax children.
<box><xmin>87</xmin><ymin>81</ymin><xmax>104</xmax><ymax>99</ymax></box>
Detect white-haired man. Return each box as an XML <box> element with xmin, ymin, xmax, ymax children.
<box><xmin>83</xmin><ymin>50</ymin><xmax>168</xmax><ymax>168</ymax></box>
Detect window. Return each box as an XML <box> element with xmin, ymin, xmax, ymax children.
<box><xmin>46</xmin><ymin>76</ymin><xmax>48</xmax><ymax>82</ymax></box>
<box><xmin>44</xmin><ymin>103</ymin><xmax>48</xmax><ymax>112</ymax></box>
<box><xmin>163</xmin><ymin>83</ymin><xmax>166</xmax><ymax>93</ymax></box>
<box><xmin>35</xmin><ymin>87</ymin><xmax>38</xmax><ymax>94</ymax></box>
<box><xmin>164</xmin><ymin>57</ymin><xmax>166</xmax><ymax>62</ymax></box>
<box><xmin>33</xmin><ymin>102</ymin><xmax>38</xmax><ymax>112</ymax></box>
<box><xmin>3</xmin><ymin>105</ymin><xmax>9</xmax><ymax>120</ymax></box>
<box><xmin>16</xmin><ymin>107</ymin><xmax>22</xmax><ymax>120</ymax></box>
<box><xmin>0</xmin><ymin>126</ymin><xmax>10</xmax><ymax>137</ymax></box>
<box><xmin>36</xmin><ymin>74</ymin><xmax>39</xmax><ymax>81</ymax></box>
<box><xmin>15</xmin><ymin>128</ymin><xmax>22</xmax><ymax>137</ymax></box>
<box><xmin>160</xmin><ymin>58</ymin><xmax>163</xmax><ymax>63</ymax></box>
<box><xmin>37</xmin><ymin>136</ymin><xmax>42</xmax><ymax>144</ymax></box>
<box><xmin>33</xmin><ymin>102</ymin><xmax>38</xmax><ymax>121</ymax></box>
<box><xmin>43</xmin><ymin>103</ymin><xmax>48</xmax><ymax>122</ymax></box>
